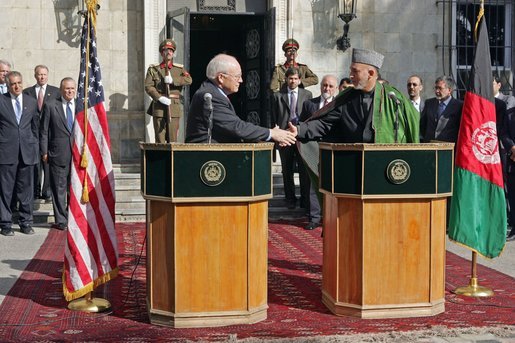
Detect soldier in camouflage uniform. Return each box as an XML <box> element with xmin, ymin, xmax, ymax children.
<box><xmin>144</xmin><ymin>39</ymin><xmax>192</xmax><ymax>143</ymax></box>
<box><xmin>270</xmin><ymin>38</ymin><xmax>318</xmax><ymax>93</ymax></box>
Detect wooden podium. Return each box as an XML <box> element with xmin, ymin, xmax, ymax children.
<box><xmin>319</xmin><ymin>143</ymin><xmax>454</xmax><ymax>319</ymax></box>
<box><xmin>140</xmin><ymin>143</ymin><xmax>273</xmax><ymax>328</ymax></box>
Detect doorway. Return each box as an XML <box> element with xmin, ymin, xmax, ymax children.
<box><xmin>169</xmin><ymin>10</ymin><xmax>274</xmax><ymax>129</ymax></box>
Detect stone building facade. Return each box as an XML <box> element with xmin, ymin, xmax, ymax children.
<box><xmin>0</xmin><ymin>0</ymin><xmax>512</xmax><ymax>166</ymax></box>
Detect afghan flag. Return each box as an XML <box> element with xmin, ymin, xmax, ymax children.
<box><xmin>448</xmin><ymin>8</ymin><xmax>506</xmax><ymax>258</ymax></box>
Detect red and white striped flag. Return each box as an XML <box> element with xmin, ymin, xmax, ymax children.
<box><xmin>63</xmin><ymin>0</ymin><xmax>118</xmax><ymax>301</ymax></box>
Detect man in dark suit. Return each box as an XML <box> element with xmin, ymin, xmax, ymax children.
<box><xmin>420</xmin><ymin>76</ymin><xmax>464</xmax><ymax>143</ymax></box>
<box><xmin>0</xmin><ymin>71</ymin><xmax>39</xmax><ymax>236</ymax></box>
<box><xmin>186</xmin><ymin>53</ymin><xmax>296</xmax><ymax>145</ymax></box>
<box><xmin>40</xmin><ymin>77</ymin><xmax>76</xmax><ymax>231</ymax></box>
<box><xmin>406</xmin><ymin>75</ymin><xmax>424</xmax><ymax>113</ymax></box>
<box><xmin>272</xmin><ymin>67</ymin><xmax>312</xmax><ymax>209</ymax></box>
<box><xmin>23</xmin><ymin>65</ymin><xmax>60</xmax><ymax>201</ymax></box>
<box><xmin>299</xmin><ymin>74</ymin><xmax>338</xmax><ymax>229</ymax></box>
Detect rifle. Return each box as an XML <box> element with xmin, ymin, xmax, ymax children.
<box><xmin>164</xmin><ymin>62</ymin><xmax>172</xmax><ymax>143</ymax></box>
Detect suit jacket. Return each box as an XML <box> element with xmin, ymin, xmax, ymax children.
<box><xmin>23</xmin><ymin>84</ymin><xmax>60</xmax><ymax>113</ymax></box>
<box><xmin>420</xmin><ymin>97</ymin><xmax>464</xmax><ymax>143</ymax></box>
<box><xmin>40</xmin><ymin>98</ymin><xmax>74</xmax><ymax>166</ymax></box>
<box><xmin>271</xmin><ymin>87</ymin><xmax>312</xmax><ymax>129</ymax></box>
<box><xmin>0</xmin><ymin>93</ymin><xmax>39</xmax><ymax>165</ymax></box>
<box><xmin>300</xmin><ymin>96</ymin><xmax>322</xmax><ymax>122</ymax></box>
<box><xmin>185</xmin><ymin>80</ymin><xmax>270</xmax><ymax>143</ymax></box>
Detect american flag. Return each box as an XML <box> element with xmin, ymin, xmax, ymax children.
<box><xmin>63</xmin><ymin>2</ymin><xmax>119</xmax><ymax>301</ymax></box>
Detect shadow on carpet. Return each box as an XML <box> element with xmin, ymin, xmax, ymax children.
<box><xmin>0</xmin><ymin>222</ymin><xmax>513</xmax><ymax>342</ymax></box>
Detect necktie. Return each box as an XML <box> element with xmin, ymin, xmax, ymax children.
<box><xmin>66</xmin><ymin>102</ymin><xmax>73</xmax><ymax>130</ymax></box>
<box><xmin>0</xmin><ymin>84</ymin><xmax>6</xmax><ymax>94</ymax></box>
<box><xmin>289</xmin><ymin>91</ymin><xmax>297</xmax><ymax>124</ymax></box>
<box><xmin>15</xmin><ymin>98</ymin><xmax>22</xmax><ymax>124</ymax></box>
<box><xmin>37</xmin><ymin>87</ymin><xmax>44</xmax><ymax>111</ymax></box>
<box><xmin>437</xmin><ymin>102</ymin><xmax>446</xmax><ymax>118</ymax></box>
<box><xmin>323</xmin><ymin>98</ymin><xmax>329</xmax><ymax>107</ymax></box>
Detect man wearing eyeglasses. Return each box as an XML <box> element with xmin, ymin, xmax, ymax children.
<box><xmin>145</xmin><ymin>39</ymin><xmax>192</xmax><ymax>143</ymax></box>
<box><xmin>420</xmin><ymin>76</ymin><xmax>463</xmax><ymax>143</ymax></box>
<box><xmin>406</xmin><ymin>75</ymin><xmax>424</xmax><ymax>113</ymax></box>
<box><xmin>185</xmin><ymin>53</ymin><xmax>296</xmax><ymax>146</ymax></box>
<box><xmin>270</xmin><ymin>39</ymin><xmax>319</xmax><ymax>93</ymax></box>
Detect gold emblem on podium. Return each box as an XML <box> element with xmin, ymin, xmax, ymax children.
<box><xmin>200</xmin><ymin>160</ymin><xmax>226</xmax><ymax>186</ymax></box>
<box><xmin>387</xmin><ymin>159</ymin><xmax>411</xmax><ymax>184</ymax></box>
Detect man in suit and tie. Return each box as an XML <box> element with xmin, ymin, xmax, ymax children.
<box><xmin>420</xmin><ymin>76</ymin><xmax>464</xmax><ymax>143</ymax></box>
<box><xmin>0</xmin><ymin>71</ymin><xmax>39</xmax><ymax>236</ymax></box>
<box><xmin>40</xmin><ymin>77</ymin><xmax>76</xmax><ymax>231</ymax></box>
<box><xmin>23</xmin><ymin>65</ymin><xmax>60</xmax><ymax>201</ymax></box>
<box><xmin>299</xmin><ymin>74</ymin><xmax>338</xmax><ymax>229</ymax></box>
<box><xmin>272</xmin><ymin>67</ymin><xmax>313</xmax><ymax>209</ymax></box>
<box><xmin>406</xmin><ymin>75</ymin><xmax>424</xmax><ymax>112</ymax></box>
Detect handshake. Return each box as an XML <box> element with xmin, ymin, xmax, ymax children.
<box><xmin>270</xmin><ymin>122</ymin><xmax>299</xmax><ymax>147</ymax></box>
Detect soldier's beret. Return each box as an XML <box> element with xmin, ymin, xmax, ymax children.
<box><xmin>351</xmin><ymin>48</ymin><xmax>384</xmax><ymax>69</ymax></box>
<box><xmin>159</xmin><ymin>39</ymin><xmax>176</xmax><ymax>52</ymax></box>
<box><xmin>282</xmin><ymin>38</ymin><xmax>299</xmax><ymax>52</ymax></box>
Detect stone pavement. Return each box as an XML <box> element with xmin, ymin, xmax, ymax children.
<box><xmin>0</xmin><ymin>224</ymin><xmax>513</xmax><ymax>342</ymax></box>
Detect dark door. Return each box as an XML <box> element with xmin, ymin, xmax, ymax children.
<box><xmin>188</xmin><ymin>13</ymin><xmax>269</xmax><ymax>127</ymax></box>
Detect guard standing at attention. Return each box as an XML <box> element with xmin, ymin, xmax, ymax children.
<box><xmin>144</xmin><ymin>38</ymin><xmax>192</xmax><ymax>143</ymax></box>
<box><xmin>270</xmin><ymin>38</ymin><xmax>318</xmax><ymax>92</ymax></box>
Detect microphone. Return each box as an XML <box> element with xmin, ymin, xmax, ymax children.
<box><xmin>388</xmin><ymin>91</ymin><xmax>401</xmax><ymax>105</ymax></box>
<box><xmin>388</xmin><ymin>92</ymin><xmax>401</xmax><ymax>143</ymax></box>
<box><xmin>204</xmin><ymin>93</ymin><xmax>214</xmax><ymax>144</ymax></box>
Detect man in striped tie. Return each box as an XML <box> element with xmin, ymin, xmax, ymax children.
<box><xmin>23</xmin><ymin>65</ymin><xmax>60</xmax><ymax>201</ymax></box>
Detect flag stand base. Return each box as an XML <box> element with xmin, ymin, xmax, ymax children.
<box><xmin>452</xmin><ymin>277</ymin><xmax>494</xmax><ymax>297</ymax></box>
<box><xmin>67</xmin><ymin>292</ymin><xmax>111</xmax><ymax>312</ymax></box>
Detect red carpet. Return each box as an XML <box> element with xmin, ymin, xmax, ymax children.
<box><xmin>0</xmin><ymin>222</ymin><xmax>513</xmax><ymax>342</ymax></box>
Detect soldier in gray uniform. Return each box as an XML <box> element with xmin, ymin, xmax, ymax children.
<box><xmin>270</xmin><ymin>38</ymin><xmax>318</xmax><ymax>93</ymax></box>
<box><xmin>144</xmin><ymin>39</ymin><xmax>192</xmax><ymax>142</ymax></box>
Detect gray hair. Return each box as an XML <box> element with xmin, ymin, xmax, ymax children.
<box><xmin>435</xmin><ymin>75</ymin><xmax>455</xmax><ymax>90</ymax></box>
<box><xmin>6</xmin><ymin>71</ymin><xmax>22</xmax><ymax>84</ymax></box>
<box><xmin>206</xmin><ymin>54</ymin><xmax>239</xmax><ymax>81</ymax></box>
<box><xmin>0</xmin><ymin>59</ymin><xmax>11</xmax><ymax>68</ymax></box>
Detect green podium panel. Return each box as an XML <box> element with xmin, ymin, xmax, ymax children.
<box><xmin>140</xmin><ymin>143</ymin><xmax>274</xmax><ymax>202</ymax></box>
<box><xmin>319</xmin><ymin>143</ymin><xmax>454</xmax><ymax>198</ymax></box>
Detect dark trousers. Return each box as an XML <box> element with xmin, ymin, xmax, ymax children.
<box><xmin>0</xmin><ymin>161</ymin><xmax>34</xmax><ymax>228</ymax></box>
<box><xmin>278</xmin><ymin>145</ymin><xmax>309</xmax><ymax>206</ymax></box>
<box><xmin>505</xmin><ymin>169</ymin><xmax>515</xmax><ymax>234</ymax></box>
<box><xmin>49</xmin><ymin>162</ymin><xmax>71</xmax><ymax>226</ymax></box>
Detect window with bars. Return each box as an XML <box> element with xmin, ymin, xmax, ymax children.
<box><xmin>442</xmin><ymin>0</ymin><xmax>513</xmax><ymax>98</ymax></box>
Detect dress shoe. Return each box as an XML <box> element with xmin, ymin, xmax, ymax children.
<box><xmin>507</xmin><ymin>233</ymin><xmax>515</xmax><ymax>242</ymax></box>
<box><xmin>1</xmin><ymin>228</ymin><xmax>14</xmax><ymax>236</ymax></box>
<box><xmin>52</xmin><ymin>223</ymin><xmax>67</xmax><ymax>231</ymax></box>
<box><xmin>20</xmin><ymin>225</ymin><xmax>35</xmax><ymax>235</ymax></box>
<box><xmin>304</xmin><ymin>222</ymin><xmax>320</xmax><ymax>230</ymax></box>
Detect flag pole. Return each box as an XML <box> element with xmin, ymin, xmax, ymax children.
<box><xmin>452</xmin><ymin>251</ymin><xmax>494</xmax><ymax>297</ymax></box>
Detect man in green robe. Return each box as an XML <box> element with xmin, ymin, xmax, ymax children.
<box><xmin>289</xmin><ymin>48</ymin><xmax>419</xmax><ymax>144</ymax></box>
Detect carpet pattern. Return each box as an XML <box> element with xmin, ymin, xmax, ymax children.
<box><xmin>0</xmin><ymin>221</ymin><xmax>513</xmax><ymax>342</ymax></box>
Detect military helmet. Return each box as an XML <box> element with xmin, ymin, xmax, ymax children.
<box><xmin>282</xmin><ymin>38</ymin><xmax>299</xmax><ymax>52</ymax></box>
<box><xmin>159</xmin><ymin>39</ymin><xmax>176</xmax><ymax>52</ymax></box>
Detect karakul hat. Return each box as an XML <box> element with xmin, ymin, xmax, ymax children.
<box><xmin>351</xmin><ymin>48</ymin><xmax>384</xmax><ymax>69</ymax></box>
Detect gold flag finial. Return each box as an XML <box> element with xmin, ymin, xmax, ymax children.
<box><xmin>473</xmin><ymin>0</ymin><xmax>484</xmax><ymax>43</ymax></box>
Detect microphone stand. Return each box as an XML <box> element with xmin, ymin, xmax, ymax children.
<box><xmin>394</xmin><ymin>105</ymin><xmax>399</xmax><ymax>144</ymax></box>
<box><xmin>207</xmin><ymin>106</ymin><xmax>214</xmax><ymax>144</ymax></box>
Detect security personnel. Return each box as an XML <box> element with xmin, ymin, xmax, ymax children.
<box><xmin>144</xmin><ymin>39</ymin><xmax>192</xmax><ymax>143</ymax></box>
<box><xmin>270</xmin><ymin>38</ymin><xmax>318</xmax><ymax>92</ymax></box>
